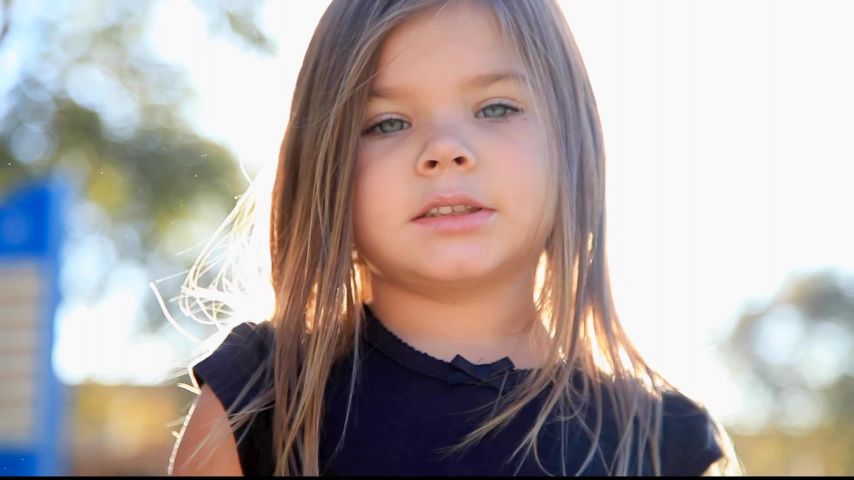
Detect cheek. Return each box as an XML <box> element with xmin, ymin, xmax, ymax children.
<box><xmin>492</xmin><ymin>132</ymin><xmax>551</xmax><ymax>204</ymax></box>
<box><xmin>491</xmin><ymin>130</ymin><xmax>555</xmax><ymax>242</ymax></box>
<box><xmin>514</xmin><ymin>165</ymin><xmax>553</xmax><ymax>233</ymax></box>
<box><xmin>352</xmin><ymin>156</ymin><xmax>402</xmax><ymax>248</ymax></box>
<box><xmin>351</xmin><ymin>162</ymin><xmax>374</xmax><ymax>245</ymax></box>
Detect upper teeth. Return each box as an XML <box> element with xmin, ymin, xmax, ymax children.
<box><xmin>424</xmin><ymin>204</ymin><xmax>479</xmax><ymax>217</ymax></box>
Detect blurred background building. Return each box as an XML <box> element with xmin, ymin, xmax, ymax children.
<box><xmin>0</xmin><ymin>0</ymin><xmax>852</xmax><ymax>475</ymax></box>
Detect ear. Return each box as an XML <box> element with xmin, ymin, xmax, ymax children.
<box><xmin>352</xmin><ymin>247</ymin><xmax>373</xmax><ymax>303</ymax></box>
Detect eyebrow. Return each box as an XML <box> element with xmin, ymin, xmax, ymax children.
<box><xmin>368</xmin><ymin>69</ymin><xmax>529</xmax><ymax>101</ymax></box>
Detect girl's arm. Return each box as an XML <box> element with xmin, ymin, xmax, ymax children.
<box><xmin>701</xmin><ymin>452</ymin><xmax>743</xmax><ymax>476</ymax></box>
<box><xmin>169</xmin><ymin>384</ymin><xmax>244</xmax><ymax>476</ymax></box>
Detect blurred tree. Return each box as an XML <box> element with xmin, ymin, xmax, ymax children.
<box><xmin>721</xmin><ymin>269</ymin><xmax>854</xmax><ymax>474</ymax></box>
<box><xmin>0</xmin><ymin>0</ymin><xmax>272</xmax><ymax>333</ymax></box>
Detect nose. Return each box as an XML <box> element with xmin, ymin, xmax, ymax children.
<box><xmin>415</xmin><ymin>132</ymin><xmax>477</xmax><ymax>176</ymax></box>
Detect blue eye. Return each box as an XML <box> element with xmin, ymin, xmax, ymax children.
<box><xmin>476</xmin><ymin>102</ymin><xmax>522</xmax><ymax>119</ymax></box>
<box><xmin>363</xmin><ymin>118</ymin><xmax>410</xmax><ymax>136</ymax></box>
<box><xmin>362</xmin><ymin>102</ymin><xmax>523</xmax><ymax>136</ymax></box>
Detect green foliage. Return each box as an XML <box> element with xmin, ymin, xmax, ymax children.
<box><xmin>722</xmin><ymin>269</ymin><xmax>854</xmax><ymax>474</ymax></box>
<box><xmin>0</xmin><ymin>0</ymin><xmax>273</xmax><ymax>329</ymax></box>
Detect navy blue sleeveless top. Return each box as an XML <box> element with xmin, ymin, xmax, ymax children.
<box><xmin>190</xmin><ymin>304</ymin><xmax>723</xmax><ymax>476</ymax></box>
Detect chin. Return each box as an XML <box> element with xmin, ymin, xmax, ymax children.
<box><xmin>416</xmin><ymin>257</ymin><xmax>498</xmax><ymax>284</ymax></box>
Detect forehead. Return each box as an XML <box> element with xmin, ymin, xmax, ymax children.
<box><xmin>371</xmin><ymin>1</ymin><xmax>526</xmax><ymax>91</ymax></box>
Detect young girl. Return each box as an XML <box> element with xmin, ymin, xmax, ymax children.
<box><xmin>169</xmin><ymin>0</ymin><xmax>741</xmax><ymax>476</ymax></box>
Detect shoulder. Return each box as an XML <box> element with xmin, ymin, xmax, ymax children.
<box><xmin>171</xmin><ymin>384</ymin><xmax>244</xmax><ymax>475</ymax></box>
<box><xmin>189</xmin><ymin>321</ymin><xmax>276</xmax><ymax>414</ymax></box>
<box><xmin>659</xmin><ymin>390</ymin><xmax>724</xmax><ymax>476</ymax></box>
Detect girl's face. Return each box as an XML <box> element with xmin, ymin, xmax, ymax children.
<box><xmin>353</xmin><ymin>0</ymin><xmax>555</xmax><ymax>293</ymax></box>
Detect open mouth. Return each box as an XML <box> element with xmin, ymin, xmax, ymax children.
<box><xmin>418</xmin><ymin>207</ymin><xmax>483</xmax><ymax>218</ymax></box>
<box><xmin>417</xmin><ymin>206</ymin><xmax>484</xmax><ymax>219</ymax></box>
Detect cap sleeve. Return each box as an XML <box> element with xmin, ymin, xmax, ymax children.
<box><xmin>189</xmin><ymin>321</ymin><xmax>274</xmax><ymax>414</ymax></box>
<box><xmin>660</xmin><ymin>391</ymin><xmax>724</xmax><ymax>476</ymax></box>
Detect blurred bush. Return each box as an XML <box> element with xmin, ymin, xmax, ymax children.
<box><xmin>721</xmin><ymin>269</ymin><xmax>854</xmax><ymax>474</ymax></box>
<box><xmin>0</xmin><ymin>0</ymin><xmax>272</xmax><ymax>332</ymax></box>
<box><xmin>0</xmin><ymin>1</ymin><xmax>272</xmax><ymax>472</ymax></box>
<box><xmin>69</xmin><ymin>382</ymin><xmax>195</xmax><ymax>475</ymax></box>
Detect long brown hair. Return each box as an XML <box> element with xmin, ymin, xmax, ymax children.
<box><xmin>178</xmin><ymin>0</ymin><xmax>742</xmax><ymax>475</ymax></box>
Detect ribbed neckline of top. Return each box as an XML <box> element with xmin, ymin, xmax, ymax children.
<box><xmin>360</xmin><ymin>303</ymin><xmax>536</xmax><ymax>389</ymax></box>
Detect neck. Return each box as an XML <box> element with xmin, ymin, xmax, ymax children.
<box><xmin>365</xmin><ymin>264</ymin><xmax>550</xmax><ymax>368</ymax></box>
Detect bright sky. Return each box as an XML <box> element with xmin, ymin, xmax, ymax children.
<box><xmin>51</xmin><ymin>0</ymin><xmax>854</xmax><ymax>429</ymax></box>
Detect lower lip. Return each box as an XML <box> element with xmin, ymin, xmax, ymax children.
<box><xmin>412</xmin><ymin>209</ymin><xmax>496</xmax><ymax>232</ymax></box>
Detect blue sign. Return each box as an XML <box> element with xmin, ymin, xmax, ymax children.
<box><xmin>0</xmin><ymin>176</ymin><xmax>69</xmax><ymax>476</ymax></box>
